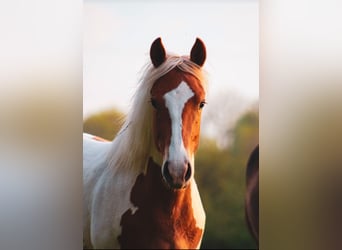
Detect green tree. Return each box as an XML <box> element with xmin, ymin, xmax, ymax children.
<box><xmin>196</xmin><ymin>109</ymin><xmax>259</xmax><ymax>249</ymax></box>
<box><xmin>231</xmin><ymin>110</ymin><xmax>259</xmax><ymax>157</ymax></box>
<box><xmin>83</xmin><ymin>108</ymin><xmax>125</xmax><ymax>140</ymax></box>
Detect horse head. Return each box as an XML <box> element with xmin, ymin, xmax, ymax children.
<box><xmin>149</xmin><ymin>37</ymin><xmax>207</xmax><ymax>189</ymax></box>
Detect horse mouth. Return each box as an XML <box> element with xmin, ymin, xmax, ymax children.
<box><xmin>162</xmin><ymin>174</ymin><xmax>190</xmax><ymax>190</ymax></box>
<box><xmin>162</xmin><ymin>178</ymin><xmax>188</xmax><ymax>190</ymax></box>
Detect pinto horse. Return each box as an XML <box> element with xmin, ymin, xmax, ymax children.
<box><xmin>83</xmin><ymin>38</ymin><xmax>207</xmax><ymax>249</ymax></box>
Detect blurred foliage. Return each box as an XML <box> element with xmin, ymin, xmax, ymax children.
<box><xmin>83</xmin><ymin>108</ymin><xmax>259</xmax><ymax>249</ymax></box>
<box><xmin>196</xmin><ymin>109</ymin><xmax>259</xmax><ymax>249</ymax></box>
<box><xmin>230</xmin><ymin>110</ymin><xmax>259</xmax><ymax>156</ymax></box>
<box><xmin>83</xmin><ymin>109</ymin><xmax>125</xmax><ymax>140</ymax></box>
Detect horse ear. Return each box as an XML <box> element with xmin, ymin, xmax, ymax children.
<box><xmin>190</xmin><ymin>38</ymin><xmax>206</xmax><ymax>67</ymax></box>
<box><xmin>150</xmin><ymin>37</ymin><xmax>166</xmax><ymax>68</ymax></box>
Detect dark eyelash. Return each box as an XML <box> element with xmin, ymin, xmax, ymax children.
<box><xmin>199</xmin><ymin>101</ymin><xmax>207</xmax><ymax>109</ymax></box>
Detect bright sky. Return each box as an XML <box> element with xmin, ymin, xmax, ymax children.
<box><xmin>84</xmin><ymin>0</ymin><xmax>259</xmax><ymax>118</ymax></box>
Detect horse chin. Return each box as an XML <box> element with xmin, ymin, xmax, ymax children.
<box><xmin>162</xmin><ymin>177</ymin><xmax>189</xmax><ymax>191</ymax></box>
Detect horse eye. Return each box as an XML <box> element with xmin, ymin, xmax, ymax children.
<box><xmin>199</xmin><ymin>101</ymin><xmax>206</xmax><ymax>109</ymax></box>
<box><xmin>150</xmin><ymin>98</ymin><xmax>158</xmax><ymax>109</ymax></box>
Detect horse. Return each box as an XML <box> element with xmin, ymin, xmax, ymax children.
<box><xmin>245</xmin><ymin>144</ymin><xmax>259</xmax><ymax>247</ymax></box>
<box><xmin>83</xmin><ymin>37</ymin><xmax>208</xmax><ymax>249</ymax></box>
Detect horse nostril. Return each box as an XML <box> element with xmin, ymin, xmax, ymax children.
<box><xmin>184</xmin><ymin>162</ymin><xmax>191</xmax><ymax>182</ymax></box>
<box><xmin>163</xmin><ymin>161</ymin><xmax>173</xmax><ymax>184</ymax></box>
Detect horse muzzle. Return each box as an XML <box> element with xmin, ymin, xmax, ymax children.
<box><xmin>162</xmin><ymin>160</ymin><xmax>192</xmax><ymax>189</ymax></box>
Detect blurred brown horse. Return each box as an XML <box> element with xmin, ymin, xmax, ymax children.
<box><xmin>245</xmin><ymin>144</ymin><xmax>259</xmax><ymax>247</ymax></box>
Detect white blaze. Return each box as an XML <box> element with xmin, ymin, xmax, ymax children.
<box><xmin>163</xmin><ymin>81</ymin><xmax>194</xmax><ymax>164</ymax></box>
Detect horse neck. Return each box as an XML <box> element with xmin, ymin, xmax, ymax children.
<box><xmin>118</xmin><ymin>157</ymin><xmax>203</xmax><ymax>249</ymax></box>
<box><xmin>130</xmin><ymin>157</ymin><xmax>193</xmax><ymax>212</ymax></box>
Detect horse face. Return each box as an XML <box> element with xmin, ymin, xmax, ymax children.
<box><xmin>149</xmin><ymin>37</ymin><xmax>206</xmax><ymax>190</ymax></box>
<box><xmin>150</xmin><ymin>70</ymin><xmax>206</xmax><ymax>189</ymax></box>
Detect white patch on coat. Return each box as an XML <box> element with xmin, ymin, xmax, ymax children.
<box><xmin>190</xmin><ymin>178</ymin><xmax>206</xmax><ymax>249</ymax></box>
<box><xmin>83</xmin><ymin>133</ymin><xmax>141</xmax><ymax>249</ymax></box>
